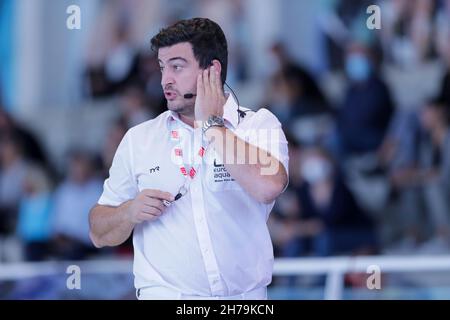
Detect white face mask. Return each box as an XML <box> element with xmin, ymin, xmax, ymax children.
<box><xmin>345</xmin><ymin>53</ymin><xmax>371</xmax><ymax>82</ymax></box>
<box><xmin>301</xmin><ymin>157</ymin><xmax>332</xmax><ymax>184</ymax></box>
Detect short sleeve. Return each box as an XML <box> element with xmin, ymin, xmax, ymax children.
<box><xmin>243</xmin><ymin>108</ymin><xmax>289</xmax><ymax>185</ymax></box>
<box><xmin>98</xmin><ymin>131</ymin><xmax>138</xmax><ymax>207</ymax></box>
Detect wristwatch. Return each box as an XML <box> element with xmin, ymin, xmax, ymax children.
<box><xmin>202</xmin><ymin>115</ymin><xmax>225</xmax><ymax>133</ymax></box>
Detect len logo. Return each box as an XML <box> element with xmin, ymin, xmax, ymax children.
<box><xmin>213</xmin><ymin>159</ymin><xmax>224</xmax><ymax>168</ymax></box>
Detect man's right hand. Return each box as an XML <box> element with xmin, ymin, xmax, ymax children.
<box><xmin>127</xmin><ymin>189</ymin><xmax>175</xmax><ymax>225</ymax></box>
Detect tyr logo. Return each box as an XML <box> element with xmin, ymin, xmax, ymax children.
<box><xmin>149</xmin><ymin>166</ymin><xmax>160</xmax><ymax>174</ymax></box>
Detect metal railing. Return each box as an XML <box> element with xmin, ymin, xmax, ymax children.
<box><xmin>274</xmin><ymin>255</ymin><xmax>450</xmax><ymax>299</ymax></box>
<box><xmin>1</xmin><ymin>255</ymin><xmax>450</xmax><ymax>299</ymax></box>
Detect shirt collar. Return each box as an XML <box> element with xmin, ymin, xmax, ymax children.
<box><xmin>222</xmin><ymin>93</ymin><xmax>239</xmax><ymax>129</ymax></box>
<box><xmin>166</xmin><ymin>110</ymin><xmax>185</xmax><ymax>131</ymax></box>
<box><xmin>165</xmin><ymin>92</ymin><xmax>239</xmax><ymax>131</ymax></box>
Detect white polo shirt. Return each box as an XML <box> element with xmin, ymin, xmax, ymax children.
<box><xmin>98</xmin><ymin>94</ymin><xmax>289</xmax><ymax>297</ymax></box>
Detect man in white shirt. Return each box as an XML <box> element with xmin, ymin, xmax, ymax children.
<box><xmin>89</xmin><ymin>18</ymin><xmax>289</xmax><ymax>300</ymax></box>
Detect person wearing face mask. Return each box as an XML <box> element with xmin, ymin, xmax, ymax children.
<box><xmin>344</xmin><ymin>51</ymin><xmax>372</xmax><ymax>83</ymax></box>
<box><xmin>335</xmin><ymin>42</ymin><xmax>394</xmax><ymax>158</ymax></box>
<box><xmin>281</xmin><ymin>147</ymin><xmax>378</xmax><ymax>258</ymax></box>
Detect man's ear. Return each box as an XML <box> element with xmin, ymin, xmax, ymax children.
<box><xmin>211</xmin><ymin>59</ymin><xmax>222</xmax><ymax>76</ymax></box>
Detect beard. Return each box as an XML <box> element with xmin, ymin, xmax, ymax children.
<box><xmin>167</xmin><ymin>99</ymin><xmax>195</xmax><ymax>117</ymax></box>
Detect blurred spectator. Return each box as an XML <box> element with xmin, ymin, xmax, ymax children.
<box><xmin>119</xmin><ymin>86</ymin><xmax>154</xmax><ymax>128</ymax></box>
<box><xmin>273</xmin><ymin>146</ymin><xmax>378</xmax><ymax>258</ymax></box>
<box><xmin>0</xmin><ymin>107</ymin><xmax>48</xmax><ymax>168</ymax></box>
<box><xmin>416</xmin><ymin>99</ymin><xmax>450</xmax><ymax>250</ymax></box>
<box><xmin>84</xmin><ymin>66</ymin><xmax>111</xmax><ymax>98</ymax></box>
<box><xmin>437</xmin><ymin>43</ymin><xmax>450</xmax><ymax>110</ymax></box>
<box><xmin>268</xmin><ymin>135</ymin><xmax>302</xmax><ymax>257</ymax></box>
<box><xmin>380</xmin><ymin>0</ymin><xmax>438</xmax><ymax>68</ymax></box>
<box><xmin>334</xmin><ymin>42</ymin><xmax>394</xmax><ymax>157</ymax></box>
<box><xmin>438</xmin><ymin>70</ymin><xmax>450</xmax><ymax>111</ymax></box>
<box><xmin>104</xmin><ymin>23</ymin><xmax>138</xmax><ymax>92</ymax></box>
<box><xmin>0</xmin><ymin>133</ymin><xmax>28</xmax><ymax>238</ymax></box>
<box><xmin>435</xmin><ymin>0</ymin><xmax>450</xmax><ymax>60</ymax></box>
<box><xmin>275</xmin><ymin>64</ymin><xmax>332</xmax><ymax>119</ymax></box>
<box><xmin>320</xmin><ymin>0</ymin><xmax>376</xmax><ymax>71</ymax></box>
<box><xmin>101</xmin><ymin>117</ymin><xmax>128</xmax><ymax>176</ymax></box>
<box><xmin>267</xmin><ymin>62</ymin><xmax>334</xmax><ymax>145</ymax></box>
<box><xmin>85</xmin><ymin>23</ymin><xmax>139</xmax><ymax>98</ymax></box>
<box><xmin>51</xmin><ymin>150</ymin><xmax>103</xmax><ymax>260</ymax></box>
<box><xmin>389</xmin><ymin>99</ymin><xmax>450</xmax><ymax>253</ymax></box>
<box><xmin>266</xmin><ymin>42</ymin><xmax>297</xmax><ymax>76</ymax></box>
<box><xmin>134</xmin><ymin>51</ymin><xmax>167</xmax><ymax>116</ymax></box>
<box><xmin>16</xmin><ymin>165</ymin><xmax>53</xmax><ymax>261</ymax></box>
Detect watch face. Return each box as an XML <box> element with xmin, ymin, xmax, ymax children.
<box><xmin>211</xmin><ymin>115</ymin><xmax>224</xmax><ymax>125</ymax></box>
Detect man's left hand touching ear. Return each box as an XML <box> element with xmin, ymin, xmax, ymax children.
<box><xmin>194</xmin><ymin>66</ymin><xmax>226</xmax><ymax>126</ymax></box>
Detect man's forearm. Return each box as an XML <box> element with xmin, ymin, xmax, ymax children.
<box><xmin>205</xmin><ymin>126</ymin><xmax>288</xmax><ymax>203</ymax></box>
<box><xmin>89</xmin><ymin>201</ymin><xmax>135</xmax><ymax>248</ymax></box>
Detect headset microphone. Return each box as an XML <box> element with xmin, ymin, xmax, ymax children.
<box><xmin>182</xmin><ymin>81</ymin><xmax>246</xmax><ymax>124</ymax></box>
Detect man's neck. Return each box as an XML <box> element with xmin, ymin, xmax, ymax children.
<box><xmin>179</xmin><ymin>113</ymin><xmax>195</xmax><ymax>128</ymax></box>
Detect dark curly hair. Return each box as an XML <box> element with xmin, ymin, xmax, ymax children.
<box><xmin>150</xmin><ymin>18</ymin><xmax>228</xmax><ymax>85</ymax></box>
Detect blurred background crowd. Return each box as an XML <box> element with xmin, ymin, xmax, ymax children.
<box><xmin>0</xmin><ymin>0</ymin><xmax>450</xmax><ymax>268</ymax></box>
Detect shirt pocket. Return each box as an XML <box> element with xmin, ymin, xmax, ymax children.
<box><xmin>136</xmin><ymin>166</ymin><xmax>181</xmax><ymax>195</ymax></box>
<box><xmin>136</xmin><ymin>172</ymin><xmax>162</xmax><ymax>193</ymax></box>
